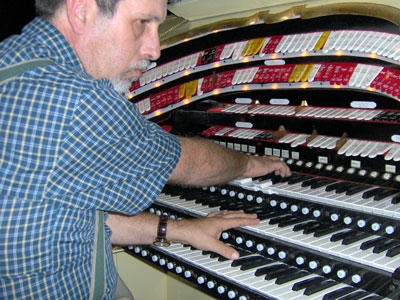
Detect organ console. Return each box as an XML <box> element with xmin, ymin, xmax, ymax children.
<box><xmin>123</xmin><ymin>1</ymin><xmax>400</xmax><ymax>299</ymax></box>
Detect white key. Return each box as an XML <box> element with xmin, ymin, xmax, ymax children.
<box><xmin>323</xmin><ymin>30</ymin><xmax>341</xmax><ymax>53</ymax></box>
<box><xmin>232</xmin><ymin>41</ymin><xmax>247</xmax><ymax>60</ymax></box>
<box><xmin>275</xmin><ymin>35</ymin><xmax>291</xmax><ymax>53</ymax></box>
<box><xmin>307</xmin><ymin>32</ymin><xmax>323</xmax><ymax>51</ymax></box>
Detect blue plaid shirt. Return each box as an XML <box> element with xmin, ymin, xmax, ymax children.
<box><xmin>0</xmin><ymin>17</ymin><xmax>181</xmax><ymax>299</ymax></box>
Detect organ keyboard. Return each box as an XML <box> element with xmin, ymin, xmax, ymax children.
<box><xmin>123</xmin><ymin>1</ymin><xmax>400</xmax><ymax>299</ymax></box>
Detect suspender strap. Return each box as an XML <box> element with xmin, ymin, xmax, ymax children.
<box><xmin>0</xmin><ymin>58</ymin><xmax>55</xmax><ymax>84</ymax></box>
<box><xmin>90</xmin><ymin>210</ymin><xmax>106</xmax><ymax>300</ymax></box>
<box><xmin>0</xmin><ymin>59</ymin><xmax>106</xmax><ymax>299</ymax></box>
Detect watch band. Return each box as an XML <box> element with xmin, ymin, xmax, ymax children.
<box><xmin>153</xmin><ymin>215</ymin><xmax>170</xmax><ymax>247</ymax></box>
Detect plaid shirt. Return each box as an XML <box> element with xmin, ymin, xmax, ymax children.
<box><xmin>0</xmin><ymin>17</ymin><xmax>180</xmax><ymax>299</ymax></box>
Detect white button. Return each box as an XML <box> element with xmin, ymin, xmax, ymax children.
<box><xmin>344</xmin><ymin>216</ymin><xmax>353</xmax><ymax>225</ymax></box>
<box><xmin>352</xmin><ymin>274</ymin><xmax>362</xmax><ymax>284</ymax></box>
<box><xmin>309</xmin><ymin>261</ymin><xmax>318</xmax><ymax>270</ymax></box>
<box><xmin>246</xmin><ymin>240</ymin><xmax>254</xmax><ymax>248</ymax></box>
<box><xmin>386</xmin><ymin>226</ymin><xmax>395</xmax><ymax>235</ymax></box>
<box><xmin>357</xmin><ymin>219</ymin><xmax>366</xmax><ymax>228</ymax></box>
<box><xmin>296</xmin><ymin>257</ymin><xmax>305</xmax><ymax>265</ymax></box>
<box><xmin>197</xmin><ymin>276</ymin><xmax>206</xmax><ymax>284</ymax></box>
<box><xmin>330</xmin><ymin>213</ymin><xmax>340</xmax><ymax>222</ymax></box>
<box><xmin>228</xmin><ymin>290</ymin><xmax>237</xmax><ymax>299</ymax></box>
<box><xmin>184</xmin><ymin>271</ymin><xmax>192</xmax><ymax>278</ymax></box>
<box><xmin>371</xmin><ymin>222</ymin><xmax>381</xmax><ymax>231</ymax></box>
<box><xmin>323</xmin><ymin>265</ymin><xmax>332</xmax><ymax>274</ymax></box>
<box><xmin>217</xmin><ymin>286</ymin><xmax>226</xmax><ymax>294</ymax></box>
<box><xmin>256</xmin><ymin>244</ymin><xmax>265</xmax><ymax>252</ymax></box>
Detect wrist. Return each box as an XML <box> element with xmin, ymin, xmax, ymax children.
<box><xmin>165</xmin><ymin>219</ymin><xmax>189</xmax><ymax>244</ymax></box>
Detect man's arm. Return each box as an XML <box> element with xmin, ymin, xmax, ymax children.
<box><xmin>168</xmin><ymin>136</ymin><xmax>291</xmax><ymax>186</ymax></box>
<box><xmin>107</xmin><ymin>211</ymin><xmax>259</xmax><ymax>260</ymax></box>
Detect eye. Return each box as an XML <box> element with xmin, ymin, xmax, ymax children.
<box><xmin>133</xmin><ymin>19</ymin><xmax>150</xmax><ymax>36</ymax></box>
<box><xmin>139</xmin><ymin>19</ymin><xmax>150</xmax><ymax>24</ymax></box>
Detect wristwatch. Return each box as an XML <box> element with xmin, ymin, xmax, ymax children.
<box><xmin>153</xmin><ymin>215</ymin><xmax>171</xmax><ymax>247</ymax></box>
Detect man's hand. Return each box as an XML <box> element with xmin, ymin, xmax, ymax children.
<box><xmin>167</xmin><ymin>210</ymin><xmax>260</xmax><ymax>260</ymax></box>
<box><xmin>243</xmin><ymin>155</ymin><xmax>291</xmax><ymax>178</ymax></box>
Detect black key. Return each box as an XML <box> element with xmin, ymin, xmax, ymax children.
<box><xmin>217</xmin><ymin>256</ymin><xmax>229</xmax><ymax>262</ymax></box>
<box><xmin>257</xmin><ymin>211</ymin><xmax>287</xmax><ymax>220</ymax></box>
<box><xmin>325</xmin><ymin>182</ymin><xmax>344</xmax><ymax>192</ymax></box>
<box><xmin>278</xmin><ymin>216</ymin><xmax>308</xmax><ymax>228</ymax></box>
<box><xmin>240</xmin><ymin>257</ymin><xmax>274</xmax><ymax>271</ymax></box>
<box><xmin>336</xmin><ymin>290</ymin><xmax>370</xmax><ymax>300</ymax></box>
<box><xmin>345</xmin><ymin>184</ymin><xmax>371</xmax><ymax>196</ymax></box>
<box><xmin>314</xmin><ymin>225</ymin><xmax>346</xmax><ymax>238</ymax></box>
<box><xmin>269</xmin><ymin>214</ymin><xmax>294</xmax><ymax>225</ymax></box>
<box><xmin>231</xmin><ymin>255</ymin><xmax>262</xmax><ymax>267</ymax></box>
<box><xmin>322</xmin><ymin>286</ymin><xmax>357</xmax><ymax>300</ymax></box>
<box><xmin>360</xmin><ymin>237</ymin><xmax>386</xmax><ymax>250</ymax></box>
<box><xmin>362</xmin><ymin>296</ymin><xmax>383</xmax><ymax>300</ymax></box>
<box><xmin>301</xmin><ymin>177</ymin><xmax>320</xmax><ymax>187</ymax></box>
<box><xmin>254</xmin><ymin>264</ymin><xmax>286</xmax><ymax>277</ymax></box>
<box><xmin>392</xmin><ymin>196</ymin><xmax>400</xmax><ymax>204</ymax></box>
<box><xmin>311</xmin><ymin>179</ymin><xmax>335</xmax><ymax>189</ymax></box>
<box><xmin>264</xmin><ymin>266</ymin><xmax>293</xmax><ymax>280</ymax></box>
<box><xmin>374</xmin><ymin>189</ymin><xmax>398</xmax><ymax>201</ymax></box>
<box><xmin>292</xmin><ymin>276</ymin><xmax>325</xmax><ymax>291</ymax></box>
<box><xmin>387</xmin><ymin>245</ymin><xmax>400</xmax><ymax>257</ymax></box>
<box><xmin>304</xmin><ymin>280</ymin><xmax>338</xmax><ymax>296</ymax></box>
<box><xmin>342</xmin><ymin>231</ymin><xmax>371</xmax><ymax>245</ymax></box>
<box><xmin>275</xmin><ymin>270</ymin><xmax>309</xmax><ymax>285</ymax></box>
<box><xmin>271</xmin><ymin>174</ymin><xmax>285</xmax><ymax>184</ymax></box>
<box><xmin>244</xmin><ymin>206</ymin><xmax>264</xmax><ymax>214</ymax></box>
<box><xmin>303</xmin><ymin>222</ymin><xmax>327</xmax><ymax>234</ymax></box>
<box><xmin>288</xmin><ymin>175</ymin><xmax>309</xmax><ymax>185</ymax></box>
<box><xmin>362</xmin><ymin>188</ymin><xmax>384</xmax><ymax>199</ymax></box>
<box><xmin>331</xmin><ymin>230</ymin><xmax>355</xmax><ymax>242</ymax></box>
<box><xmin>293</xmin><ymin>220</ymin><xmax>319</xmax><ymax>231</ymax></box>
<box><xmin>335</xmin><ymin>182</ymin><xmax>353</xmax><ymax>194</ymax></box>
<box><xmin>373</xmin><ymin>239</ymin><xmax>400</xmax><ymax>254</ymax></box>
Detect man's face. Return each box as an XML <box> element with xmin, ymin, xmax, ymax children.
<box><xmin>85</xmin><ymin>0</ymin><xmax>166</xmax><ymax>92</ymax></box>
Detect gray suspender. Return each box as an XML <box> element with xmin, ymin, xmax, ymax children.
<box><xmin>0</xmin><ymin>59</ymin><xmax>106</xmax><ymax>299</ymax></box>
<box><xmin>0</xmin><ymin>59</ymin><xmax>55</xmax><ymax>84</ymax></box>
<box><xmin>90</xmin><ymin>210</ymin><xmax>106</xmax><ymax>300</ymax></box>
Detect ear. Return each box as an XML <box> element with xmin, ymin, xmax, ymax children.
<box><xmin>65</xmin><ymin>0</ymin><xmax>95</xmax><ymax>34</ymax></box>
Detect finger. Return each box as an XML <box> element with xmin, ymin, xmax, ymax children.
<box><xmin>264</xmin><ymin>155</ymin><xmax>276</xmax><ymax>160</ymax></box>
<box><xmin>207</xmin><ymin>211</ymin><xmax>223</xmax><ymax>217</ymax></box>
<box><xmin>217</xmin><ymin>217</ymin><xmax>260</xmax><ymax>231</ymax></box>
<box><xmin>217</xmin><ymin>211</ymin><xmax>258</xmax><ymax>219</ymax></box>
<box><xmin>206</xmin><ymin>239</ymin><xmax>240</xmax><ymax>260</ymax></box>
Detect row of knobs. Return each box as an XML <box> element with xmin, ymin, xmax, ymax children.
<box><xmin>221</xmin><ymin>233</ymin><xmax>367</xmax><ymax>284</ymax></box>
<box><xmin>129</xmin><ymin>246</ymin><xmax>250</xmax><ymax>300</ymax></box>
<box><xmin>210</xmin><ymin>186</ymin><xmax>397</xmax><ymax>236</ymax></box>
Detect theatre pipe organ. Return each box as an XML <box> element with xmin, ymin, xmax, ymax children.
<box><xmin>122</xmin><ymin>1</ymin><xmax>400</xmax><ymax>299</ymax></box>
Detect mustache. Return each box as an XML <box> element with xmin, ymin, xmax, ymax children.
<box><xmin>125</xmin><ymin>60</ymin><xmax>150</xmax><ymax>74</ymax></box>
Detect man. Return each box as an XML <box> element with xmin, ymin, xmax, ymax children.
<box><xmin>0</xmin><ymin>0</ymin><xmax>291</xmax><ymax>299</ymax></box>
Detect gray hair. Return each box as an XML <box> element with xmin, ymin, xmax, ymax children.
<box><xmin>35</xmin><ymin>0</ymin><xmax>123</xmax><ymax>19</ymax></box>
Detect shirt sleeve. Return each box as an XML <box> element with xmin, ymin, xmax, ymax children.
<box><xmin>44</xmin><ymin>81</ymin><xmax>181</xmax><ymax>214</ymax></box>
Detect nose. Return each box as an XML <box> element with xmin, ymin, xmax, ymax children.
<box><xmin>142</xmin><ymin>26</ymin><xmax>161</xmax><ymax>61</ymax></box>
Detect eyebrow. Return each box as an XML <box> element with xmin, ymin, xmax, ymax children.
<box><xmin>137</xmin><ymin>13</ymin><xmax>165</xmax><ymax>23</ymax></box>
